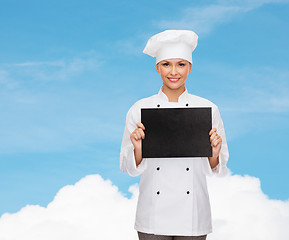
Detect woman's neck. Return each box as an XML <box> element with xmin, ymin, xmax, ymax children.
<box><xmin>162</xmin><ymin>85</ymin><xmax>186</xmax><ymax>102</ymax></box>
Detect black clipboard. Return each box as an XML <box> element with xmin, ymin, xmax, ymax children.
<box><xmin>141</xmin><ymin>107</ymin><xmax>212</xmax><ymax>158</ymax></box>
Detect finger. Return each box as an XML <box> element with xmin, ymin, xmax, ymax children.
<box><xmin>209</xmin><ymin>128</ymin><xmax>217</xmax><ymax>135</ymax></box>
<box><xmin>138</xmin><ymin>128</ymin><xmax>145</xmax><ymax>139</ymax></box>
<box><xmin>212</xmin><ymin>137</ymin><xmax>222</xmax><ymax>147</ymax></box>
<box><xmin>137</xmin><ymin>122</ymin><xmax>145</xmax><ymax>130</ymax></box>
<box><xmin>130</xmin><ymin>132</ymin><xmax>136</xmax><ymax>141</ymax></box>
<box><xmin>136</xmin><ymin>128</ymin><xmax>145</xmax><ymax>139</ymax></box>
<box><xmin>211</xmin><ymin>135</ymin><xmax>218</xmax><ymax>145</ymax></box>
<box><xmin>214</xmin><ymin>139</ymin><xmax>222</xmax><ymax>147</ymax></box>
<box><xmin>132</xmin><ymin>132</ymin><xmax>139</xmax><ymax>141</ymax></box>
<box><xmin>135</xmin><ymin>130</ymin><xmax>142</xmax><ymax>140</ymax></box>
<box><xmin>132</xmin><ymin>130</ymin><xmax>141</xmax><ymax>139</ymax></box>
<box><xmin>210</xmin><ymin>132</ymin><xmax>217</xmax><ymax>141</ymax></box>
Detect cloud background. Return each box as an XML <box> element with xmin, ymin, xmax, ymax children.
<box><xmin>0</xmin><ymin>174</ymin><xmax>288</xmax><ymax>239</ymax></box>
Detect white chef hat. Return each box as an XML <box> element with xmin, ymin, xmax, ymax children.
<box><xmin>143</xmin><ymin>30</ymin><xmax>198</xmax><ymax>64</ymax></box>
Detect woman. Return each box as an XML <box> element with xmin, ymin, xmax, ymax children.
<box><xmin>120</xmin><ymin>30</ymin><xmax>229</xmax><ymax>240</ymax></box>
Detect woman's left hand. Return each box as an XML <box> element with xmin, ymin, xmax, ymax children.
<box><xmin>209</xmin><ymin>128</ymin><xmax>222</xmax><ymax>158</ymax></box>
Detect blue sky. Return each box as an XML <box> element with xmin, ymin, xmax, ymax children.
<box><xmin>0</xmin><ymin>0</ymin><xmax>289</xmax><ymax>215</ymax></box>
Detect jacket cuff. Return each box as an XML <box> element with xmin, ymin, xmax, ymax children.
<box><xmin>203</xmin><ymin>150</ymin><xmax>229</xmax><ymax>177</ymax></box>
<box><xmin>120</xmin><ymin>145</ymin><xmax>146</xmax><ymax>177</ymax></box>
<box><xmin>211</xmin><ymin>151</ymin><xmax>229</xmax><ymax>176</ymax></box>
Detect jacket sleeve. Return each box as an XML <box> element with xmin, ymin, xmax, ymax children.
<box><xmin>119</xmin><ymin>105</ymin><xmax>147</xmax><ymax>177</ymax></box>
<box><xmin>203</xmin><ymin>105</ymin><xmax>229</xmax><ymax>176</ymax></box>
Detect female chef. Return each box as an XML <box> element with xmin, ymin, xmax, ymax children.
<box><xmin>120</xmin><ymin>30</ymin><xmax>229</xmax><ymax>240</ymax></box>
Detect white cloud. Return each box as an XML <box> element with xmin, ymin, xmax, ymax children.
<box><xmin>217</xmin><ymin>0</ymin><xmax>289</xmax><ymax>9</ymax></box>
<box><xmin>116</xmin><ymin>32</ymin><xmax>153</xmax><ymax>56</ymax></box>
<box><xmin>198</xmin><ymin>64</ymin><xmax>289</xmax><ymax>113</ymax></box>
<box><xmin>0</xmin><ymin>70</ymin><xmax>19</xmax><ymax>89</ymax></box>
<box><xmin>0</xmin><ymin>53</ymin><xmax>117</xmax><ymax>154</ymax></box>
<box><xmin>207</xmin><ymin>174</ymin><xmax>289</xmax><ymax>239</ymax></box>
<box><xmin>3</xmin><ymin>52</ymin><xmax>101</xmax><ymax>83</ymax></box>
<box><xmin>0</xmin><ymin>112</ymin><xmax>123</xmax><ymax>154</ymax></box>
<box><xmin>0</xmin><ymin>173</ymin><xmax>288</xmax><ymax>240</ymax></box>
<box><xmin>158</xmin><ymin>0</ymin><xmax>289</xmax><ymax>35</ymax></box>
<box><xmin>0</xmin><ymin>83</ymin><xmax>122</xmax><ymax>153</ymax></box>
<box><xmin>120</xmin><ymin>0</ymin><xmax>289</xmax><ymax>54</ymax></box>
<box><xmin>194</xmin><ymin>64</ymin><xmax>289</xmax><ymax>140</ymax></box>
<box><xmin>13</xmin><ymin>61</ymin><xmax>65</xmax><ymax>67</ymax></box>
<box><xmin>158</xmin><ymin>5</ymin><xmax>242</xmax><ymax>35</ymax></box>
<box><xmin>0</xmin><ymin>175</ymin><xmax>139</xmax><ymax>240</ymax></box>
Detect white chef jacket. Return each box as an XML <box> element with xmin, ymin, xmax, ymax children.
<box><xmin>120</xmin><ymin>88</ymin><xmax>229</xmax><ymax>236</ymax></box>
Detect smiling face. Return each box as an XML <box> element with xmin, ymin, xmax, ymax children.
<box><xmin>156</xmin><ymin>58</ymin><xmax>192</xmax><ymax>94</ymax></box>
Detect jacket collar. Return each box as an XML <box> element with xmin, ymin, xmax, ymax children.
<box><xmin>157</xmin><ymin>87</ymin><xmax>189</xmax><ymax>104</ymax></box>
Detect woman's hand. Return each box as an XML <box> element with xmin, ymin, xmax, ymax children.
<box><xmin>130</xmin><ymin>122</ymin><xmax>145</xmax><ymax>166</ymax></box>
<box><xmin>208</xmin><ymin>128</ymin><xmax>222</xmax><ymax>168</ymax></box>
<box><xmin>209</xmin><ymin>128</ymin><xmax>222</xmax><ymax>157</ymax></box>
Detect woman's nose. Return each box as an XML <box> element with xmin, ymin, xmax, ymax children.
<box><xmin>171</xmin><ymin>65</ymin><xmax>177</xmax><ymax>75</ymax></box>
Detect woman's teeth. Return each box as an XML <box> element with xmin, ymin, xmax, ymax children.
<box><xmin>169</xmin><ymin>78</ymin><xmax>179</xmax><ymax>82</ymax></box>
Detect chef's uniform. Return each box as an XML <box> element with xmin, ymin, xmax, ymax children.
<box><xmin>120</xmin><ymin>88</ymin><xmax>229</xmax><ymax>236</ymax></box>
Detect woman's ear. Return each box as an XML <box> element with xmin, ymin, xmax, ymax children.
<box><xmin>156</xmin><ymin>63</ymin><xmax>160</xmax><ymax>73</ymax></box>
<box><xmin>188</xmin><ymin>63</ymin><xmax>192</xmax><ymax>73</ymax></box>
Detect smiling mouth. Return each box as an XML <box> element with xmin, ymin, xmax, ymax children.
<box><xmin>168</xmin><ymin>77</ymin><xmax>180</xmax><ymax>82</ymax></box>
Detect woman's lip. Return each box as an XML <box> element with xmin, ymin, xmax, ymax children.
<box><xmin>168</xmin><ymin>77</ymin><xmax>180</xmax><ymax>82</ymax></box>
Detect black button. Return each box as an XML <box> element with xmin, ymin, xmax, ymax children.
<box><xmin>157</xmin><ymin>191</ymin><xmax>160</xmax><ymax>195</ymax></box>
<box><xmin>187</xmin><ymin>191</ymin><xmax>190</xmax><ymax>194</ymax></box>
<box><xmin>157</xmin><ymin>167</ymin><xmax>160</xmax><ymax>171</ymax></box>
<box><xmin>157</xmin><ymin>104</ymin><xmax>160</xmax><ymax>107</ymax></box>
<box><xmin>186</xmin><ymin>103</ymin><xmax>189</xmax><ymax>106</ymax></box>
<box><xmin>186</xmin><ymin>168</ymin><xmax>189</xmax><ymax>171</ymax></box>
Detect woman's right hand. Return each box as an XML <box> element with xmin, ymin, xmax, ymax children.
<box><xmin>130</xmin><ymin>122</ymin><xmax>145</xmax><ymax>166</ymax></box>
<box><xmin>130</xmin><ymin>122</ymin><xmax>145</xmax><ymax>150</ymax></box>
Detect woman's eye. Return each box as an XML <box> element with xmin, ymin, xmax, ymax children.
<box><xmin>178</xmin><ymin>63</ymin><xmax>185</xmax><ymax>67</ymax></box>
<box><xmin>162</xmin><ymin>63</ymin><xmax>169</xmax><ymax>66</ymax></box>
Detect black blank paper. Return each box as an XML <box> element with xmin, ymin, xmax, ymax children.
<box><xmin>141</xmin><ymin>108</ymin><xmax>212</xmax><ymax>158</ymax></box>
